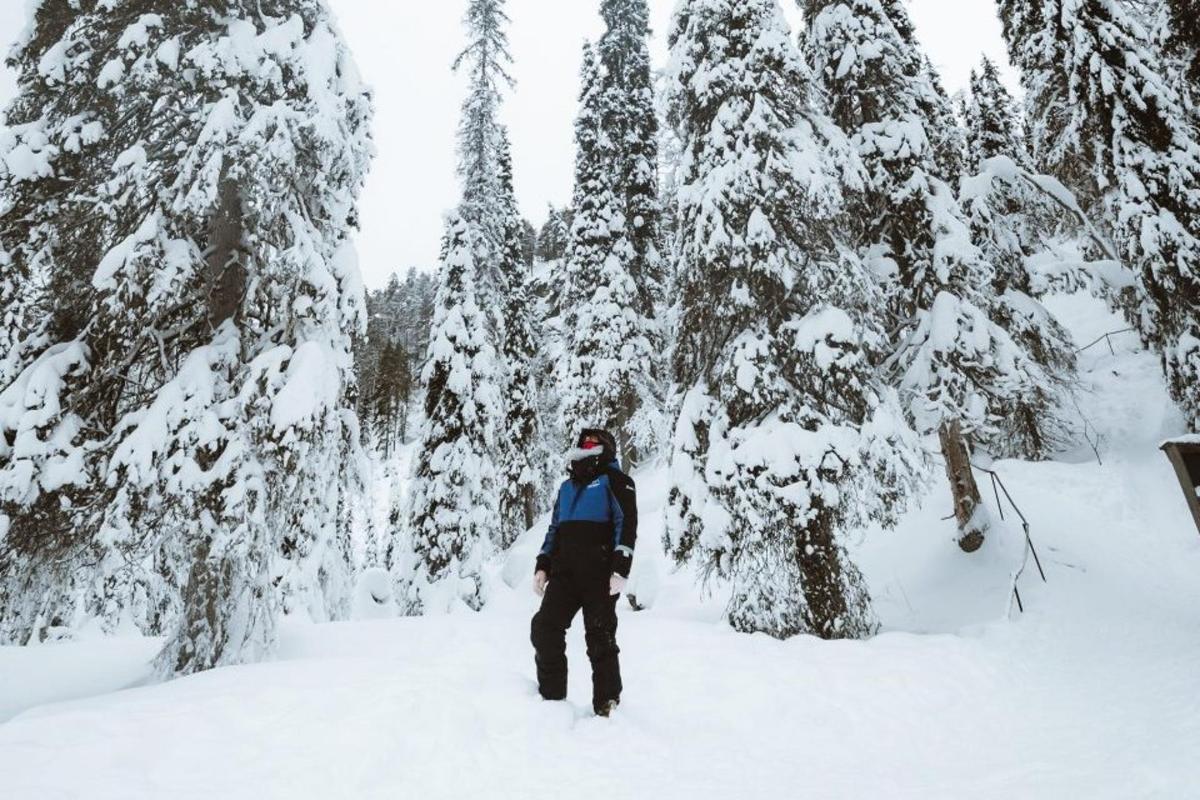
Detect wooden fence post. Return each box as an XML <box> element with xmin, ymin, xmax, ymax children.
<box><xmin>1161</xmin><ymin>439</ymin><xmax>1200</xmax><ymax>538</ymax></box>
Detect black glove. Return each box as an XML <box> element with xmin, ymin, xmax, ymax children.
<box><xmin>535</xmin><ymin>554</ymin><xmax>552</xmax><ymax>577</ymax></box>
<box><xmin>611</xmin><ymin>549</ymin><xmax>632</xmax><ymax>579</ymax></box>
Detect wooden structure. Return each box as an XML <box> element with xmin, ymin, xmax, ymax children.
<box><xmin>1161</xmin><ymin>438</ymin><xmax>1200</xmax><ymax>537</ymax></box>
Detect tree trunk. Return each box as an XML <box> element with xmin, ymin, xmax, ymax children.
<box><xmin>522</xmin><ymin>485</ymin><xmax>535</xmax><ymax>534</ymax></box>
<box><xmin>939</xmin><ymin>419</ymin><xmax>988</xmax><ymax>553</ymax></box>
<box><xmin>206</xmin><ymin>174</ymin><xmax>246</xmax><ymax>329</ymax></box>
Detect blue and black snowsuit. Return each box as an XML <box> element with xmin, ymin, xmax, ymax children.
<box><xmin>531</xmin><ymin>454</ymin><xmax>637</xmax><ymax>713</ymax></box>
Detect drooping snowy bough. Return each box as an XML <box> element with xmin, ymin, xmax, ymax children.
<box><xmin>0</xmin><ymin>0</ymin><xmax>372</xmax><ymax>676</ymax></box>
<box><xmin>663</xmin><ymin>0</ymin><xmax>924</xmax><ymax>640</ymax></box>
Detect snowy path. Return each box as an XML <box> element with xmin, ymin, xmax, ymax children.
<box><xmin>2</xmin><ymin>294</ymin><xmax>1200</xmax><ymax>799</ymax></box>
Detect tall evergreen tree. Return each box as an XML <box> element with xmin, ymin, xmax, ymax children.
<box><xmin>558</xmin><ymin>44</ymin><xmax>663</xmax><ymax>466</ymax></box>
<box><xmin>960</xmin><ymin>57</ymin><xmax>1079</xmax><ymax>458</ymax></box>
<box><xmin>397</xmin><ymin>270</ymin><xmax>437</xmax><ymax>378</ymax></box>
<box><xmin>598</xmin><ymin>0</ymin><xmax>666</xmax><ymax>313</ymax></box>
<box><xmin>920</xmin><ymin>57</ymin><xmax>969</xmax><ymax>184</ymax></box>
<box><xmin>496</xmin><ymin>133</ymin><xmax>546</xmax><ymax>546</ymax></box>
<box><xmin>1160</xmin><ymin>0</ymin><xmax>1199</xmax><ymax>88</ymax></box>
<box><xmin>535</xmin><ymin>206</ymin><xmax>571</xmax><ymax>264</ymax></box>
<box><xmin>999</xmin><ymin>0</ymin><xmax>1200</xmax><ymax>428</ymax></box>
<box><xmin>453</xmin><ymin>0</ymin><xmax>514</xmax><ymax>310</ymax></box>
<box><xmin>805</xmin><ymin>0</ymin><xmax>1065</xmax><ymax>548</ymax></box>
<box><xmin>663</xmin><ymin>0</ymin><xmax>923</xmax><ymax>639</ymax></box>
<box><xmin>369</xmin><ymin>342</ymin><xmax>410</xmax><ymax>457</ymax></box>
<box><xmin>399</xmin><ymin>214</ymin><xmax>500</xmax><ymax>613</ymax></box>
<box><xmin>353</xmin><ymin>269</ymin><xmax>436</xmax><ymax>452</ymax></box>
<box><xmin>0</xmin><ymin>1</ymin><xmax>372</xmax><ymax>675</ymax></box>
<box><xmin>965</xmin><ymin>57</ymin><xmax>1027</xmax><ymax>172</ymax></box>
<box><xmin>532</xmin><ymin>206</ymin><xmax>574</xmax><ymax>330</ymax></box>
<box><xmin>519</xmin><ymin>219</ymin><xmax>537</xmax><ymax>266</ymax></box>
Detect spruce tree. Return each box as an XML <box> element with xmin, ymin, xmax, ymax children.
<box><xmin>453</xmin><ymin>0</ymin><xmax>514</xmax><ymax>312</ymax></box>
<box><xmin>559</xmin><ymin>44</ymin><xmax>663</xmax><ymax>466</ymax></box>
<box><xmin>445</xmin><ymin>0</ymin><xmax>513</xmax><ymax>553</ymax></box>
<box><xmin>999</xmin><ymin>0</ymin><xmax>1200</xmax><ymax>428</ymax></box>
<box><xmin>533</xmin><ymin>206</ymin><xmax>574</xmax><ymax>328</ymax></box>
<box><xmin>920</xmin><ymin>58</ymin><xmax>969</xmax><ymax>185</ymax></box>
<box><xmin>400</xmin><ymin>214</ymin><xmax>500</xmax><ymax>613</ymax></box>
<box><xmin>663</xmin><ymin>0</ymin><xmax>922</xmax><ymax>639</ymax></box>
<box><xmin>805</xmin><ymin>0</ymin><xmax>1065</xmax><ymax>548</ymax></box>
<box><xmin>535</xmin><ymin>206</ymin><xmax>571</xmax><ymax>264</ymax></box>
<box><xmin>0</xmin><ymin>1</ymin><xmax>372</xmax><ymax>674</ymax></box>
<box><xmin>960</xmin><ymin>57</ymin><xmax>1078</xmax><ymax>458</ymax></box>
<box><xmin>496</xmin><ymin>133</ymin><xmax>546</xmax><ymax>547</ymax></box>
<box><xmin>398</xmin><ymin>270</ymin><xmax>437</xmax><ymax>380</ymax></box>
<box><xmin>519</xmin><ymin>219</ymin><xmax>537</xmax><ymax>266</ymax></box>
<box><xmin>353</xmin><ymin>270</ymin><xmax>436</xmax><ymax>454</ymax></box>
<box><xmin>598</xmin><ymin>0</ymin><xmax>666</xmax><ymax>313</ymax></box>
<box><xmin>370</xmin><ymin>343</ymin><xmax>410</xmax><ymax>457</ymax></box>
<box><xmin>965</xmin><ymin>57</ymin><xmax>1027</xmax><ymax>172</ymax></box>
<box><xmin>497</xmin><ymin>268</ymin><xmax>545</xmax><ymax>546</ymax></box>
<box><xmin>1161</xmin><ymin>0</ymin><xmax>1199</xmax><ymax>88</ymax></box>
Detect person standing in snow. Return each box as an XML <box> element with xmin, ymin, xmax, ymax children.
<box><xmin>531</xmin><ymin>429</ymin><xmax>638</xmax><ymax>717</ymax></box>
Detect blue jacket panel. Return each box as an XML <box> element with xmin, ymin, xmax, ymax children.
<box><xmin>539</xmin><ymin>460</ymin><xmax>631</xmax><ymax>557</ymax></box>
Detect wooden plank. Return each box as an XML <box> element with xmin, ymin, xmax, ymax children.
<box><xmin>1162</xmin><ymin>443</ymin><xmax>1200</xmax><ymax>537</ymax></box>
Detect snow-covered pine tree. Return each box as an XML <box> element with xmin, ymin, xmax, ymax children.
<box><xmin>870</xmin><ymin>1</ymin><xmax>966</xmax><ymax>184</ymax></box>
<box><xmin>598</xmin><ymin>0</ymin><xmax>666</xmax><ymax>315</ymax></box>
<box><xmin>370</xmin><ymin>342</ymin><xmax>410</xmax><ymax>456</ymax></box>
<box><xmin>919</xmin><ymin>57</ymin><xmax>969</xmax><ymax>185</ymax></box>
<box><xmin>958</xmin><ymin>57</ymin><xmax>1078</xmax><ymax>458</ymax></box>
<box><xmin>496</xmin><ymin>271</ymin><xmax>544</xmax><ymax>546</ymax></box>
<box><xmin>453</xmin><ymin>0</ymin><xmax>514</xmax><ymax>314</ymax></box>
<box><xmin>532</xmin><ymin>209</ymin><xmax>576</xmax><ymax>344</ymax></box>
<box><xmin>496</xmin><ymin>132</ymin><xmax>546</xmax><ymax>547</ymax></box>
<box><xmin>805</xmin><ymin>0</ymin><xmax>1064</xmax><ymax>548</ymax></box>
<box><xmin>397</xmin><ymin>270</ymin><xmax>437</xmax><ymax>379</ymax></box>
<box><xmin>965</xmin><ymin>57</ymin><xmax>1027</xmax><ymax>173</ymax></box>
<box><xmin>0</xmin><ymin>1</ymin><xmax>372</xmax><ymax>674</ymax></box>
<box><xmin>535</xmin><ymin>206</ymin><xmax>571</xmax><ymax>264</ymax></box>
<box><xmin>1160</xmin><ymin>0</ymin><xmax>1199</xmax><ymax>89</ymax></box>
<box><xmin>0</xmin><ymin>232</ymin><xmax>41</xmax><ymax>390</ymax></box>
<box><xmin>999</xmin><ymin>0</ymin><xmax>1200</xmax><ymax>428</ymax></box>
<box><xmin>353</xmin><ymin>270</ymin><xmax>436</xmax><ymax>451</ymax></box>
<box><xmin>519</xmin><ymin>219</ymin><xmax>537</xmax><ymax>266</ymax></box>
<box><xmin>655</xmin><ymin>64</ymin><xmax>687</xmax><ymax>300</ymax></box>
<box><xmin>663</xmin><ymin>0</ymin><xmax>923</xmax><ymax>639</ymax></box>
<box><xmin>400</xmin><ymin>213</ymin><xmax>501</xmax><ymax>613</ymax></box>
<box><xmin>558</xmin><ymin>44</ymin><xmax>663</xmax><ymax>466</ymax></box>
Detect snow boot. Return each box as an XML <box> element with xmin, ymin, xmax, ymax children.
<box><xmin>595</xmin><ymin>699</ymin><xmax>619</xmax><ymax>718</ymax></box>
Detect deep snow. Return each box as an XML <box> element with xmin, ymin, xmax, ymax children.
<box><xmin>2</xmin><ymin>293</ymin><xmax>1199</xmax><ymax>799</ymax></box>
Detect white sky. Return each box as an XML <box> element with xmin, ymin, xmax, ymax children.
<box><xmin>0</xmin><ymin>1</ymin><xmax>1019</xmax><ymax>289</ymax></box>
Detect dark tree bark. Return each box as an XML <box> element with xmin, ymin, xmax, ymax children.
<box><xmin>206</xmin><ymin>175</ymin><xmax>246</xmax><ymax>329</ymax></box>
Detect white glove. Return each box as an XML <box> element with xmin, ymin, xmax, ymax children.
<box><xmin>609</xmin><ymin>573</ymin><xmax>627</xmax><ymax>597</ymax></box>
<box><xmin>534</xmin><ymin>570</ymin><xmax>549</xmax><ymax>597</ymax></box>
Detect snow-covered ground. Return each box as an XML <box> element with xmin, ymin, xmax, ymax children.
<box><xmin>2</xmin><ymin>294</ymin><xmax>1199</xmax><ymax>799</ymax></box>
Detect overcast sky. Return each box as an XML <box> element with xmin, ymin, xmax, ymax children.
<box><xmin>0</xmin><ymin>1</ymin><xmax>1019</xmax><ymax>289</ymax></box>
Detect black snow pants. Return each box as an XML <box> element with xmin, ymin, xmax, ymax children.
<box><xmin>530</xmin><ymin>537</ymin><xmax>621</xmax><ymax>713</ymax></box>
